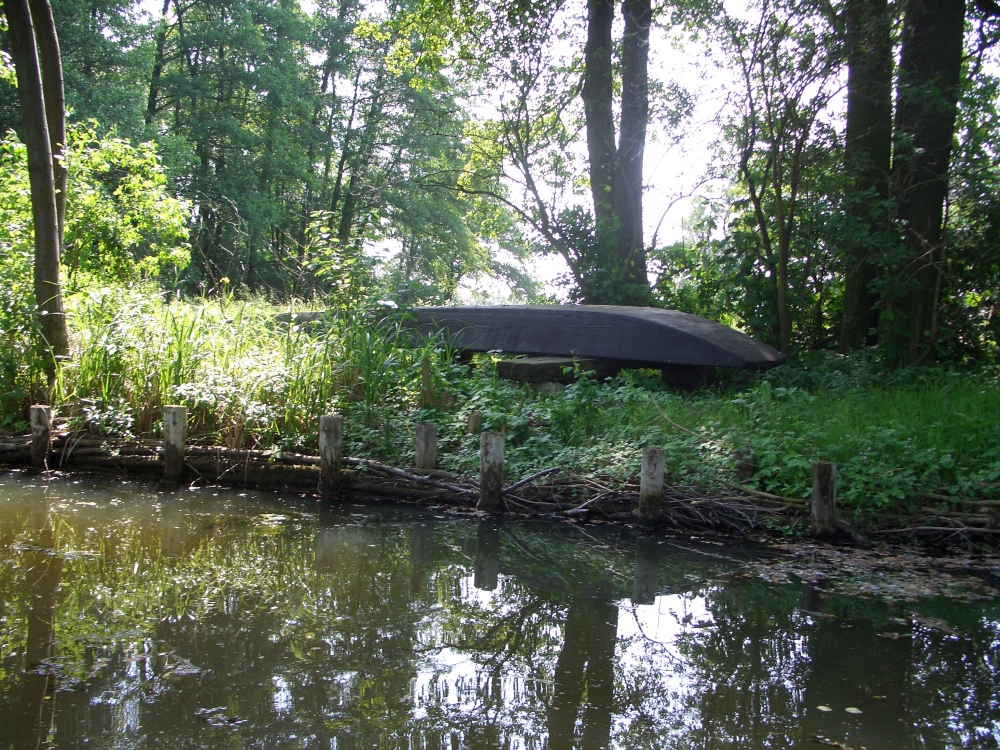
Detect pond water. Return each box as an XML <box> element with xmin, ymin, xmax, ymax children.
<box><xmin>1</xmin><ymin>472</ymin><xmax>998</xmax><ymax>750</ymax></box>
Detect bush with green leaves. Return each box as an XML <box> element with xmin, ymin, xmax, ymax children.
<box><xmin>0</xmin><ymin>125</ymin><xmax>189</xmax><ymax>425</ymax></box>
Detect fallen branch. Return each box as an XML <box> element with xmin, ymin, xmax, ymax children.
<box><xmin>718</xmin><ymin>480</ymin><xmax>808</xmax><ymax>508</ymax></box>
<box><xmin>808</xmin><ymin>737</ymin><xmax>855</xmax><ymax>750</ymax></box>
<box><xmin>347</xmin><ymin>458</ymin><xmax>475</xmax><ymax>496</ymax></box>
<box><xmin>834</xmin><ymin>519</ymin><xmax>869</xmax><ymax>547</ymax></box>
<box><xmin>872</xmin><ymin>526</ymin><xmax>1000</xmax><ymax>536</ymax></box>
<box><xmin>564</xmin><ymin>491</ymin><xmax>621</xmax><ymax>516</ymax></box>
<box><xmin>505</xmin><ymin>467</ymin><xmax>561</xmax><ymax>495</ymax></box>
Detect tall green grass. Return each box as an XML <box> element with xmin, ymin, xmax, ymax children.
<box><xmin>5</xmin><ymin>285</ymin><xmax>999</xmax><ymax>516</ymax></box>
<box><xmin>48</xmin><ymin>287</ymin><xmax>443</xmax><ymax>451</ymax></box>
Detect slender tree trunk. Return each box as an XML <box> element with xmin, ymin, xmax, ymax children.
<box><xmin>614</xmin><ymin>0</ymin><xmax>651</xmax><ymax>293</ymax></box>
<box><xmin>583</xmin><ymin>0</ymin><xmax>616</xmax><ymax>236</ymax></box>
<box><xmin>888</xmin><ymin>0</ymin><xmax>965</xmax><ymax>364</ymax></box>
<box><xmin>4</xmin><ymin>0</ymin><xmax>69</xmax><ymax>374</ymax></box>
<box><xmin>13</xmin><ymin>503</ymin><xmax>62</xmax><ymax>750</ymax></box>
<box><xmin>337</xmin><ymin>172</ymin><xmax>358</xmax><ymax>244</ymax></box>
<box><xmin>840</xmin><ymin>0</ymin><xmax>893</xmax><ymax>352</ymax></box>
<box><xmin>146</xmin><ymin>0</ymin><xmax>171</xmax><ymax>126</ymax></box>
<box><xmin>336</xmin><ymin>69</ymin><xmax>385</xmax><ymax>246</ymax></box>
<box><xmin>546</xmin><ymin>599</ymin><xmax>617</xmax><ymax>750</ymax></box>
<box><xmin>777</xmin><ymin>230</ymin><xmax>791</xmax><ymax>355</ymax></box>
<box><xmin>27</xmin><ymin>0</ymin><xmax>65</xmax><ymax>243</ymax></box>
<box><xmin>581</xmin><ymin>0</ymin><xmax>651</xmax><ymax>304</ymax></box>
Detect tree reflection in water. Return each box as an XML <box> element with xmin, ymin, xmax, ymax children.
<box><xmin>0</xmin><ymin>475</ymin><xmax>997</xmax><ymax>749</ymax></box>
<box><xmin>548</xmin><ymin>598</ymin><xmax>617</xmax><ymax>750</ymax></box>
<box><xmin>14</xmin><ymin>498</ymin><xmax>62</xmax><ymax>750</ymax></box>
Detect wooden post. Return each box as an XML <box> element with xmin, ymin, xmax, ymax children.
<box><xmin>319</xmin><ymin>414</ymin><xmax>343</xmax><ymax>495</ymax></box>
<box><xmin>420</xmin><ymin>357</ymin><xmax>432</xmax><ymax>407</ymax></box>
<box><xmin>466</xmin><ymin>410</ymin><xmax>483</xmax><ymax>434</ymax></box>
<box><xmin>414</xmin><ymin>421</ymin><xmax>437</xmax><ymax>470</ymax></box>
<box><xmin>29</xmin><ymin>405</ymin><xmax>51</xmax><ymax>470</ymax></box>
<box><xmin>162</xmin><ymin>405</ymin><xmax>187</xmax><ymax>484</ymax></box>
<box><xmin>811</xmin><ymin>461</ymin><xmax>837</xmax><ymax>539</ymax></box>
<box><xmin>478</xmin><ymin>432</ymin><xmax>504</xmax><ymax>512</ymax></box>
<box><xmin>634</xmin><ymin>447</ymin><xmax>665</xmax><ymax>521</ymax></box>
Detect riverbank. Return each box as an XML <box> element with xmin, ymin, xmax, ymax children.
<box><xmin>0</xmin><ymin>424</ymin><xmax>994</xmax><ymax>546</ymax></box>
<box><xmin>3</xmin><ymin>287</ymin><xmax>999</xmax><ymax>543</ymax></box>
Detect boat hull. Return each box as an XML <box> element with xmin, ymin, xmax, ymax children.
<box><xmin>409</xmin><ymin>305</ymin><xmax>785</xmax><ymax>370</ymax></box>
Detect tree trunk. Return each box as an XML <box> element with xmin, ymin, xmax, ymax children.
<box><xmin>4</xmin><ymin>0</ymin><xmax>69</xmax><ymax>375</ymax></box>
<box><xmin>582</xmin><ymin>0</ymin><xmax>616</xmax><ymax>236</ymax></box>
<box><xmin>13</xmin><ymin>503</ymin><xmax>62</xmax><ymax>750</ymax></box>
<box><xmin>27</xmin><ymin>0</ymin><xmax>65</xmax><ymax>244</ymax></box>
<box><xmin>840</xmin><ymin>0</ymin><xmax>893</xmax><ymax>352</ymax></box>
<box><xmin>146</xmin><ymin>0</ymin><xmax>171</xmax><ymax>126</ymax></box>
<box><xmin>581</xmin><ymin>0</ymin><xmax>651</xmax><ymax>304</ymax></box>
<box><xmin>335</xmin><ymin>69</ymin><xmax>385</xmax><ymax>247</ymax></box>
<box><xmin>888</xmin><ymin>0</ymin><xmax>965</xmax><ymax>364</ymax></box>
<box><xmin>614</xmin><ymin>0</ymin><xmax>651</xmax><ymax>294</ymax></box>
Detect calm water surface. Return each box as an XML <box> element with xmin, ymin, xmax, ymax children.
<box><xmin>1</xmin><ymin>472</ymin><xmax>998</xmax><ymax>749</ymax></box>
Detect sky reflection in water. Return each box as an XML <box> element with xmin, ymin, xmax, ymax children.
<box><xmin>0</xmin><ymin>472</ymin><xmax>998</xmax><ymax>749</ymax></box>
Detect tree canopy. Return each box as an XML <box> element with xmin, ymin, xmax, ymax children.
<box><xmin>1</xmin><ymin>0</ymin><xmax>1000</xmax><ymax>363</ymax></box>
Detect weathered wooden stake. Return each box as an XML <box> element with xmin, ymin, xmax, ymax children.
<box><xmin>414</xmin><ymin>422</ymin><xmax>437</xmax><ymax>470</ymax></box>
<box><xmin>30</xmin><ymin>405</ymin><xmax>52</xmax><ymax>469</ymax></box>
<box><xmin>420</xmin><ymin>357</ymin><xmax>432</xmax><ymax>407</ymax></box>
<box><xmin>634</xmin><ymin>447</ymin><xmax>665</xmax><ymax>521</ymax></box>
<box><xmin>810</xmin><ymin>461</ymin><xmax>837</xmax><ymax>539</ymax></box>
<box><xmin>319</xmin><ymin>414</ymin><xmax>343</xmax><ymax>495</ymax></box>
<box><xmin>466</xmin><ymin>410</ymin><xmax>483</xmax><ymax>434</ymax></box>
<box><xmin>478</xmin><ymin>432</ymin><xmax>504</xmax><ymax>512</ymax></box>
<box><xmin>162</xmin><ymin>405</ymin><xmax>187</xmax><ymax>484</ymax></box>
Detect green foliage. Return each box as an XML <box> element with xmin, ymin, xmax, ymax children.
<box><xmin>0</xmin><ymin>127</ymin><xmax>187</xmax><ymax>420</ymax></box>
<box><xmin>934</xmin><ymin>43</ymin><xmax>1000</xmax><ymax>363</ymax></box>
<box><xmin>62</xmin><ymin>123</ymin><xmax>190</xmax><ymax>282</ymax></box>
<box><xmin>25</xmin><ymin>289</ymin><xmax>1000</xmax><ymax>519</ymax></box>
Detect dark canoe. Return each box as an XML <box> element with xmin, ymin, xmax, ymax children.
<box><xmin>409</xmin><ymin>305</ymin><xmax>785</xmax><ymax>370</ymax></box>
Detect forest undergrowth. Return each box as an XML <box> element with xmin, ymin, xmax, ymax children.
<box><xmin>3</xmin><ymin>285</ymin><xmax>999</xmax><ymax>524</ymax></box>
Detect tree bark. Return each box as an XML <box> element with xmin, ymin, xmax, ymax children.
<box><xmin>582</xmin><ymin>0</ymin><xmax>616</xmax><ymax>235</ymax></box>
<box><xmin>840</xmin><ymin>0</ymin><xmax>893</xmax><ymax>352</ymax></box>
<box><xmin>4</xmin><ymin>0</ymin><xmax>69</xmax><ymax>373</ymax></box>
<box><xmin>581</xmin><ymin>0</ymin><xmax>651</xmax><ymax>304</ymax></box>
<box><xmin>546</xmin><ymin>599</ymin><xmax>617</xmax><ymax>750</ymax></box>
<box><xmin>13</xmin><ymin>502</ymin><xmax>62</xmax><ymax>750</ymax></box>
<box><xmin>146</xmin><ymin>0</ymin><xmax>171</xmax><ymax>126</ymax></box>
<box><xmin>27</xmin><ymin>0</ymin><xmax>65</xmax><ymax>244</ymax></box>
<box><xmin>888</xmin><ymin>0</ymin><xmax>965</xmax><ymax>364</ymax></box>
<box><xmin>615</xmin><ymin>0</ymin><xmax>651</xmax><ymax>294</ymax></box>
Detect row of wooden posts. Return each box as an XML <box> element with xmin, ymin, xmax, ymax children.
<box><xmin>28</xmin><ymin>403</ymin><xmax>841</xmax><ymax>534</ymax></box>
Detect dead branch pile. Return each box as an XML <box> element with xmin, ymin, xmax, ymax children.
<box><xmin>1</xmin><ymin>432</ymin><xmax>996</xmax><ymax>544</ymax></box>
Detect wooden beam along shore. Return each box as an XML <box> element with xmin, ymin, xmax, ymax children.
<box><xmin>10</xmin><ymin>405</ymin><xmax>985</xmax><ymax>544</ymax></box>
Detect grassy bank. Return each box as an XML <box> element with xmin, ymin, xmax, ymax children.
<box><xmin>4</xmin><ymin>286</ymin><xmax>999</xmax><ymax>521</ymax></box>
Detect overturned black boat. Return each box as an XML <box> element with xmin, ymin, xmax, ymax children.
<box><xmin>409</xmin><ymin>305</ymin><xmax>785</xmax><ymax>384</ymax></box>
